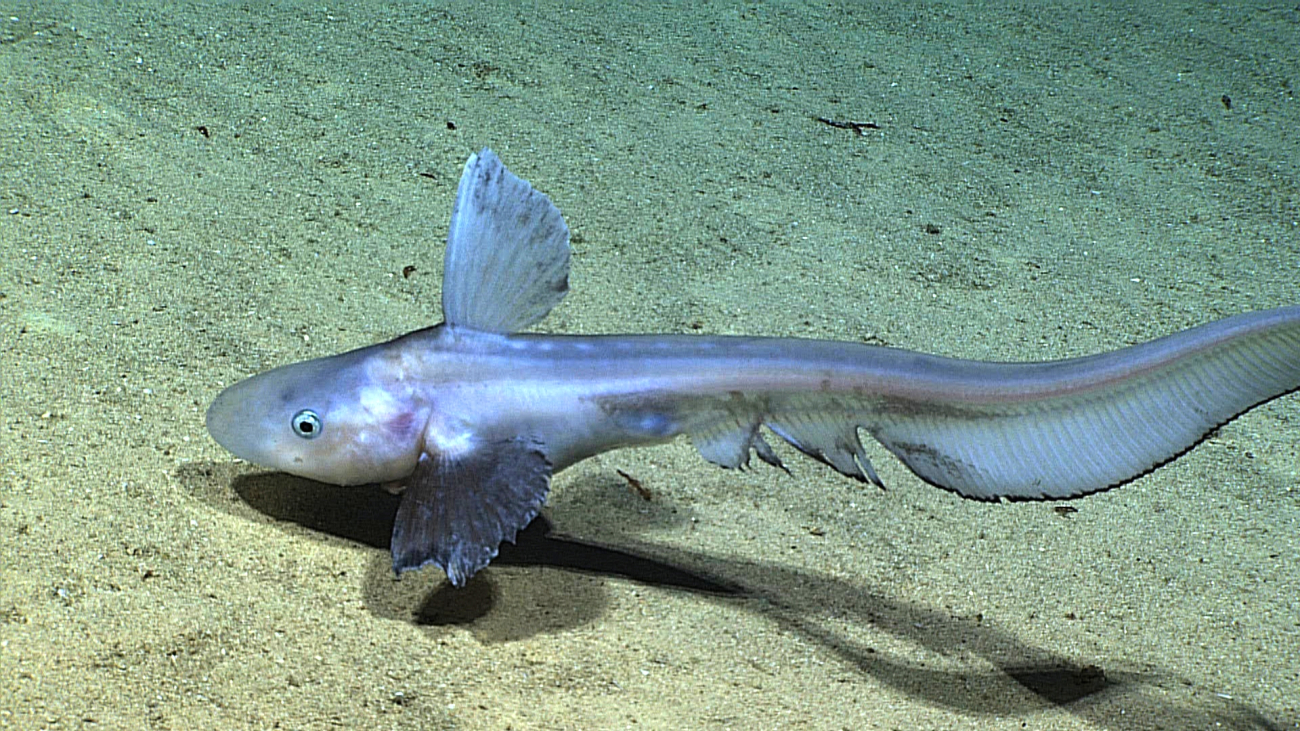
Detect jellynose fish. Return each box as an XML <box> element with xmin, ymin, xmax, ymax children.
<box><xmin>206</xmin><ymin>149</ymin><xmax>1300</xmax><ymax>587</ymax></box>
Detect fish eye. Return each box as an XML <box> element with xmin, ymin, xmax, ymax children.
<box><xmin>291</xmin><ymin>409</ymin><xmax>323</xmax><ymax>439</ymax></box>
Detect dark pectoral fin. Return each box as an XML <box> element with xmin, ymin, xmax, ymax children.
<box><xmin>391</xmin><ymin>438</ymin><xmax>552</xmax><ymax>586</ymax></box>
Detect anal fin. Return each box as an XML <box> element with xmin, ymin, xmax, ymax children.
<box><xmin>768</xmin><ymin>411</ymin><xmax>883</xmax><ymax>487</ymax></box>
<box><xmin>690</xmin><ymin>415</ymin><xmax>786</xmax><ymax>472</ymax></box>
<box><xmin>391</xmin><ymin>438</ymin><xmax>552</xmax><ymax>586</ymax></box>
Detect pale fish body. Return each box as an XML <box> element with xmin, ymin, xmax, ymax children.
<box><xmin>206</xmin><ymin>150</ymin><xmax>1300</xmax><ymax>586</ymax></box>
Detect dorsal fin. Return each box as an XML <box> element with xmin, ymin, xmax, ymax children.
<box><xmin>440</xmin><ymin>149</ymin><xmax>571</xmax><ymax>333</ymax></box>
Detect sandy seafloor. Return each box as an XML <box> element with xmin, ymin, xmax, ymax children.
<box><xmin>1</xmin><ymin>0</ymin><xmax>1298</xmax><ymax>728</ymax></box>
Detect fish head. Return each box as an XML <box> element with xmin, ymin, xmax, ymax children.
<box><xmin>205</xmin><ymin>345</ymin><xmax>425</xmax><ymax>486</ymax></box>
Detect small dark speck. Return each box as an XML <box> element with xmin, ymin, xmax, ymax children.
<box><xmin>1220</xmin><ymin>94</ymin><xmax>1232</xmax><ymax>110</ymax></box>
<box><xmin>923</xmin><ymin>223</ymin><xmax>941</xmax><ymax>235</ymax></box>
<box><xmin>402</xmin><ymin>265</ymin><xmax>417</xmax><ymax>279</ymax></box>
<box><xmin>1053</xmin><ymin>505</ymin><xmax>1078</xmax><ymax>518</ymax></box>
<box><xmin>446</xmin><ymin>121</ymin><xmax>457</xmax><ymax>130</ymax></box>
<box><xmin>194</xmin><ymin>125</ymin><xmax>211</xmax><ymax>138</ymax></box>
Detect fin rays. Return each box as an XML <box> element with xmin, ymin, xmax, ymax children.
<box><xmin>441</xmin><ymin>149</ymin><xmax>571</xmax><ymax>334</ymax></box>
<box><xmin>685</xmin><ymin>309</ymin><xmax>1300</xmax><ymax>502</ymax></box>
<box><xmin>391</xmin><ymin>438</ymin><xmax>552</xmax><ymax>586</ymax></box>
<box><xmin>874</xmin><ymin>319</ymin><xmax>1300</xmax><ymax>499</ymax></box>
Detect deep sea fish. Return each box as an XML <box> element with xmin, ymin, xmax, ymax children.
<box><xmin>206</xmin><ymin>149</ymin><xmax>1300</xmax><ymax>586</ymax></box>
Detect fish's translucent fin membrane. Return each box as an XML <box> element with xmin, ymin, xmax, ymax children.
<box><xmin>769</xmin><ymin>413</ymin><xmax>883</xmax><ymax>486</ymax></box>
<box><xmin>684</xmin><ymin>306</ymin><xmax>1300</xmax><ymax>501</ymax></box>
<box><xmin>868</xmin><ymin>308</ymin><xmax>1300</xmax><ymax>500</ymax></box>
<box><xmin>691</xmin><ymin>414</ymin><xmax>786</xmax><ymax>472</ymax></box>
<box><xmin>441</xmin><ymin>149</ymin><xmax>571</xmax><ymax>334</ymax></box>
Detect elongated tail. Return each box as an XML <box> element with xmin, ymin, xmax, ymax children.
<box><xmin>686</xmin><ymin>306</ymin><xmax>1300</xmax><ymax>500</ymax></box>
